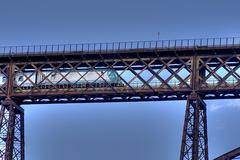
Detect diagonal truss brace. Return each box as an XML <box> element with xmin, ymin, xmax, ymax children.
<box><xmin>214</xmin><ymin>147</ymin><xmax>240</xmax><ymax>160</ymax></box>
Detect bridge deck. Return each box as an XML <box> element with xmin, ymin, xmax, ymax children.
<box><xmin>0</xmin><ymin>37</ymin><xmax>239</xmax><ymax>104</ymax></box>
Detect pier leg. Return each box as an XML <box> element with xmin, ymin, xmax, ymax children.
<box><xmin>180</xmin><ymin>93</ymin><xmax>208</xmax><ymax>160</ymax></box>
<box><xmin>0</xmin><ymin>99</ymin><xmax>24</xmax><ymax>160</ymax></box>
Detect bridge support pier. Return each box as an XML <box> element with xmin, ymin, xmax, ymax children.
<box><xmin>180</xmin><ymin>93</ymin><xmax>208</xmax><ymax>160</ymax></box>
<box><xmin>0</xmin><ymin>99</ymin><xmax>24</xmax><ymax>160</ymax></box>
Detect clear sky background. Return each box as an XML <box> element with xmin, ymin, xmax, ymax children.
<box><xmin>1</xmin><ymin>0</ymin><xmax>240</xmax><ymax>159</ymax></box>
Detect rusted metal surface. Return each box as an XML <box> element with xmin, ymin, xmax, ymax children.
<box><xmin>0</xmin><ymin>99</ymin><xmax>24</xmax><ymax>160</ymax></box>
<box><xmin>0</xmin><ymin>37</ymin><xmax>237</xmax><ymax>104</ymax></box>
<box><xmin>0</xmin><ymin>37</ymin><xmax>239</xmax><ymax>159</ymax></box>
<box><xmin>180</xmin><ymin>93</ymin><xmax>208</xmax><ymax>160</ymax></box>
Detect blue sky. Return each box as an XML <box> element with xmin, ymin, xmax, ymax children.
<box><xmin>1</xmin><ymin>0</ymin><xmax>240</xmax><ymax>159</ymax></box>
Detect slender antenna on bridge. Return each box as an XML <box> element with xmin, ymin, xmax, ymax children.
<box><xmin>157</xmin><ymin>32</ymin><xmax>160</xmax><ymax>40</ymax></box>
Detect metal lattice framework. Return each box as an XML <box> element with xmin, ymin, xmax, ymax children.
<box><xmin>12</xmin><ymin>55</ymin><xmax>193</xmax><ymax>103</ymax></box>
<box><xmin>180</xmin><ymin>93</ymin><xmax>208</xmax><ymax>160</ymax></box>
<box><xmin>0</xmin><ymin>100</ymin><xmax>24</xmax><ymax>160</ymax></box>
<box><xmin>0</xmin><ymin>37</ymin><xmax>239</xmax><ymax>159</ymax></box>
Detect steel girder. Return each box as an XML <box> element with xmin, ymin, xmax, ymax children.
<box><xmin>0</xmin><ymin>48</ymin><xmax>238</xmax><ymax>103</ymax></box>
<box><xmin>10</xmin><ymin>54</ymin><xmax>193</xmax><ymax>104</ymax></box>
<box><xmin>214</xmin><ymin>147</ymin><xmax>240</xmax><ymax>160</ymax></box>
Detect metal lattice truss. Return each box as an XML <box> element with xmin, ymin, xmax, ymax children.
<box><xmin>10</xmin><ymin>55</ymin><xmax>193</xmax><ymax>103</ymax></box>
<box><xmin>0</xmin><ymin>50</ymin><xmax>237</xmax><ymax>103</ymax></box>
<box><xmin>180</xmin><ymin>93</ymin><xmax>208</xmax><ymax>160</ymax></box>
<box><xmin>199</xmin><ymin>55</ymin><xmax>240</xmax><ymax>88</ymax></box>
<box><xmin>0</xmin><ymin>100</ymin><xmax>24</xmax><ymax>160</ymax></box>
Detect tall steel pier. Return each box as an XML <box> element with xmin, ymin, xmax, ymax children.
<box><xmin>0</xmin><ymin>37</ymin><xmax>239</xmax><ymax>159</ymax></box>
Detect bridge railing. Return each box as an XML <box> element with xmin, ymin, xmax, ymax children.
<box><xmin>0</xmin><ymin>37</ymin><xmax>240</xmax><ymax>55</ymax></box>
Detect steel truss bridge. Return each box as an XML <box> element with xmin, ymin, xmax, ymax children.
<box><xmin>0</xmin><ymin>37</ymin><xmax>240</xmax><ymax>159</ymax></box>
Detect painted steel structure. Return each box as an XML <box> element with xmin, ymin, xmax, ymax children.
<box><xmin>0</xmin><ymin>37</ymin><xmax>239</xmax><ymax>159</ymax></box>
<box><xmin>214</xmin><ymin>147</ymin><xmax>240</xmax><ymax>160</ymax></box>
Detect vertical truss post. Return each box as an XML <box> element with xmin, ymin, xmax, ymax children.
<box><xmin>0</xmin><ymin>62</ymin><xmax>25</xmax><ymax>160</ymax></box>
<box><xmin>180</xmin><ymin>55</ymin><xmax>208</xmax><ymax>160</ymax></box>
<box><xmin>180</xmin><ymin>93</ymin><xmax>208</xmax><ymax>160</ymax></box>
<box><xmin>0</xmin><ymin>99</ymin><xmax>24</xmax><ymax>160</ymax></box>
